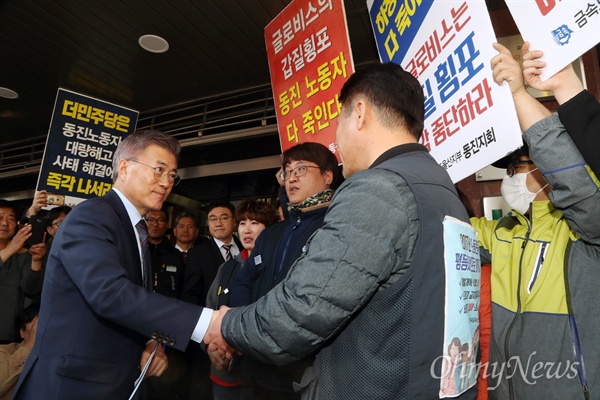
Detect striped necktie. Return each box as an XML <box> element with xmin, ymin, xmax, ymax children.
<box><xmin>222</xmin><ymin>244</ymin><xmax>232</xmax><ymax>261</ymax></box>
<box><xmin>135</xmin><ymin>219</ymin><xmax>150</xmax><ymax>290</ymax></box>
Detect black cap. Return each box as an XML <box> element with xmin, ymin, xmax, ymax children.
<box><xmin>492</xmin><ymin>142</ymin><xmax>530</xmax><ymax>169</ymax></box>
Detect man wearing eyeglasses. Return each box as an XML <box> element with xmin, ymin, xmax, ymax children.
<box><xmin>145</xmin><ymin>209</ymin><xmax>185</xmax><ymax>299</ymax></box>
<box><xmin>205</xmin><ymin>64</ymin><xmax>475</xmax><ymax>399</ymax></box>
<box><xmin>181</xmin><ymin>201</ymin><xmax>242</xmax><ymax>399</ymax></box>
<box><xmin>467</xmin><ymin>44</ymin><xmax>600</xmax><ymax>400</ymax></box>
<box><xmin>182</xmin><ymin>201</ymin><xmax>241</xmax><ymax>307</ymax></box>
<box><xmin>12</xmin><ymin>130</ymin><xmax>217</xmax><ymax>400</ymax></box>
<box><xmin>44</xmin><ymin>206</ymin><xmax>71</xmax><ymax>239</ymax></box>
<box><xmin>142</xmin><ymin>209</ymin><xmax>187</xmax><ymax>400</ymax></box>
<box><xmin>225</xmin><ymin>141</ymin><xmax>340</xmax><ymax>400</ymax></box>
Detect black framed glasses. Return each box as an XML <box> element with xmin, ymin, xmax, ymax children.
<box><xmin>51</xmin><ymin>220</ymin><xmax>63</xmax><ymax>227</ymax></box>
<box><xmin>208</xmin><ymin>215</ymin><xmax>232</xmax><ymax>224</ymax></box>
<box><xmin>507</xmin><ymin>160</ymin><xmax>534</xmax><ymax>177</ymax></box>
<box><xmin>279</xmin><ymin>165</ymin><xmax>321</xmax><ymax>181</ymax></box>
<box><xmin>128</xmin><ymin>159</ymin><xmax>180</xmax><ymax>186</ymax></box>
<box><xmin>145</xmin><ymin>217</ymin><xmax>167</xmax><ymax>224</ymax></box>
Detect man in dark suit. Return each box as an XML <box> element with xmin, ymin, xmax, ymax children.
<box><xmin>145</xmin><ymin>208</ymin><xmax>185</xmax><ymax>299</ymax></box>
<box><xmin>180</xmin><ymin>201</ymin><xmax>242</xmax><ymax>398</ymax></box>
<box><xmin>12</xmin><ymin>130</ymin><xmax>215</xmax><ymax>400</ymax></box>
<box><xmin>181</xmin><ymin>201</ymin><xmax>241</xmax><ymax>306</ymax></box>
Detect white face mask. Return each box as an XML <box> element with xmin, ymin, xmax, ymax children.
<box><xmin>501</xmin><ymin>168</ymin><xmax>548</xmax><ymax>214</ymax></box>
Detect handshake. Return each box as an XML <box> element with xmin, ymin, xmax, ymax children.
<box><xmin>204</xmin><ymin>306</ymin><xmax>240</xmax><ymax>371</ymax></box>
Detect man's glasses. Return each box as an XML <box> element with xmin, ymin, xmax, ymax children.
<box><xmin>279</xmin><ymin>165</ymin><xmax>320</xmax><ymax>181</ymax></box>
<box><xmin>208</xmin><ymin>215</ymin><xmax>232</xmax><ymax>224</ymax></box>
<box><xmin>145</xmin><ymin>217</ymin><xmax>167</xmax><ymax>225</ymax></box>
<box><xmin>507</xmin><ymin>160</ymin><xmax>534</xmax><ymax>177</ymax></box>
<box><xmin>128</xmin><ymin>159</ymin><xmax>180</xmax><ymax>186</ymax></box>
<box><xmin>51</xmin><ymin>220</ymin><xmax>63</xmax><ymax>227</ymax></box>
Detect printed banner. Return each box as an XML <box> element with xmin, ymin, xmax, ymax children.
<box><xmin>37</xmin><ymin>88</ymin><xmax>138</xmax><ymax>206</ymax></box>
<box><xmin>366</xmin><ymin>0</ymin><xmax>522</xmax><ymax>182</ymax></box>
<box><xmin>265</xmin><ymin>0</ymin><xmax>355</xmax><ymax>160</ymax></box>
<box><xmin>505</xmin><ymin>0</ymin><xmax>600</xmax><ymax>81</ymax></box>
<box><xmin>440</xmin><ymin>216</ymin><xmax>480</xmax><ymax>398</ymax></box>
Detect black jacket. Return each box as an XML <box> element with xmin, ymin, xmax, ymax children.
<box><xmin>181</xmin><ymin>235</ymin><xmax>242</xmax><ymax>306</ymax></box>
<box><xmin>148</xmin><ymin>238</ymin><xmax>185</xmax><ymax>298</ymax></box>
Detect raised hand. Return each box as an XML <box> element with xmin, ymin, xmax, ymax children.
<box><xmin>491</xmin><ymin>42</ymin><xmax>526</xmax><ymax>96</ymax></box>
<box><xmin>521</xmin><ymin>41</ymin><xmax>583</xmax><ymax>104</ymax></box>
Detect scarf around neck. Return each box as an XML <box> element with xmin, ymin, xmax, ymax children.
<box><xmin>289</xmin><ymin>189</ymin><xmax>334</xmax><ymax>212</ymax></box>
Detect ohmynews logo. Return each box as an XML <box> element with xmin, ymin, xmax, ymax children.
<box><xmin>430</xmin><ymin>352</ymin><xmax>579</xmax><ymax>390</ymax></box>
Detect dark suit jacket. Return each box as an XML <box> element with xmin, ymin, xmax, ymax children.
<box><xmin>181</xmin><ymin>235</ymin><xmax>242</xmax><ymax>306</ymax></box>
<box><xmin>12</xmin><ymin>190</ymin><xmax>203</xmax><ymax>400</ymax></box>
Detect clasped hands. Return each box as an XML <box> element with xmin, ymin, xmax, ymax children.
<box><xmin>204</xmin><ymin>305</ymin><xmax>240</xmax><ymax>371</ymax></box>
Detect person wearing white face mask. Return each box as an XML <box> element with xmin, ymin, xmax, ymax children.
<box><xmin>469</xmin><ymin>43</ymin><xmax>600</xmax><ymax>400</ymax></box>
<box><xmin>495</xmin><ymin>143</ymin><xmax>550</xmax><ymax>215</ymax></box>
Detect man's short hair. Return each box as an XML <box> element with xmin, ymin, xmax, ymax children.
<box><xmin>281</xmin><ymin>142</ymin><xmax>341</xmax><ymax>189</ymax></box>
<box><xmin>235</xmin><ymin>200</ymin><xmax>279</xmax><ymax>228</ymax></box>
<box><xmin>339</xmin><ymin>62</ymin><xmax>424</xmax><ymax>141</ymax></box>
<box><xmin>45</xmin><ymin>205</ymin><xmax>72</xmax><ymax>227</ymax></box>
<box><xmin>112</xmin><ymin>130</ymin><xmax>181</xmax><ymax>182</ymax></box>
<box><xmin>146</xmin><ymin>207</ymin><xmax>168</xmax><ymax>218</ymax></box>
<box><xmin>15</xmin><ymin>303</ymin><xmax>39</xmax><ymax>336</ymax></box>
<box><xmin>0</xmin><ymin>199</ymin><xmax>18</xmax><ymax>216</ymax></box>
<box><xmin>174</xmin><ymin>211</ymin><xmax>198</xmax><ymax>227</ymax></box>
<box><xmin>492</xmin><ymin>142</ymin><xmax>530</xmax><ymax>169</ymax></box>
<box><xmin>206</xmin><ymin>201</ymin><xmax>235</xmax><ymax>216</ymax></box>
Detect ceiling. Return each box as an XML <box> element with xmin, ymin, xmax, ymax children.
<box><xmin>0</xmin><ymin>0</ymin><xmax>509</xmax><ymax>211</ymax></box>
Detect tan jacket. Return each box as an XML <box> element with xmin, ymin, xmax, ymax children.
<box><xmin>0</xmin><ymin>343</ymin><xmax>29</xmax><ymax>400</ymax></box>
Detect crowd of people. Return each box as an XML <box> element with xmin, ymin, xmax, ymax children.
<box><xmin>0</xmin><ymin>40</ymin><xmax>598</xmax><ymax>400</ymax></box>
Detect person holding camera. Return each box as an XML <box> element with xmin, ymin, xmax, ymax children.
<box><xmin>0</xmin><ymin>200</ymin><xmax>46</xmax><ymax>344</ymax></box>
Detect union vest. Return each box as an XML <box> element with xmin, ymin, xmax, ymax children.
<box><xmin>311</xmin><ymin>150</ymin><xmax>477</xmax><ymax>400</ymax></box>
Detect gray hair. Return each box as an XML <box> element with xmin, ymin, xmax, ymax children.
<box><xmin>112</xmin><ymin>130</ymin><xmax>181</xmax><ymax>182</ymax></box>
<box><xmin>174</xmin><ymin>211</ymin><xmax>198</xmax><ymax>227</ymax></box>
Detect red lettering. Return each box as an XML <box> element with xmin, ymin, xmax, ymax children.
<box><xmin>536</xmin><ymin>0</ymin><xmax>558</xmax><ymax>16</ymax></box>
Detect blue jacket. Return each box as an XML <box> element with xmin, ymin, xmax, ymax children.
<box><xmin>229</xmin><ymin>203</ymin><xmax>329</xmax><ymax>307</ymax></box>
<box><xmin>229</xmin><ymin>200</ymin><xmax>329</xmax><ymax>394</ymax></box>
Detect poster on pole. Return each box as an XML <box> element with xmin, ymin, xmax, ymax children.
<box><xmin>37</xmin><ymin>88</ymin><xmax>138</xmax><ymax>207</ymax></box>
<box><xmin>439</xmin><ymin>216</ymin><xmax>480</xmax><ymax>398</ymax></box>
<box><xmin>366</xmin><ymin>0</ymin><xmax>522</xmax><ymax>182</ymax></box>
<box><xmin>505</xmin><ymin>0</ymin><xmax>600</xmax><ymax>81</ymax></box>
<box><xmin>265</xmin><ymin>0</ymin><xmax>355</xmax><ymax>161</ymax></box>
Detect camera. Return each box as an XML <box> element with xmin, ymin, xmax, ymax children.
<box><xmin>47</xmin><ymin>193</ymin><xmax>65</xmax><ymax>206</ymax></box>
<box><xmin>25</xmin><ymin>216</ymin><xmax>46</xmax><ymax>247</ymax></box>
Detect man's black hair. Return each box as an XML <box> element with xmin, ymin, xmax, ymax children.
<box><xmin>45</xmin><ymin>205</ymin><xmax>72</xmax><ymax>227</ymax></box>
<box><xmin>282</xmin><ymin>142</ymin><xmax>341</xmax><ymax>190</ymax></box>
<box><xmin>15</xmin><ymin>303</ymin><xmax>39</xmax><ymax>338</ymax></box>
<box><xmin>206</xmin><ymin>201</ymin><xmax>235</xmax><ymax>216</ymax></box>
<box><xmin>339</xmin><ymin>62</ymin><xmax>424</xmax><ymax>141</ymax></box>
<box><xmin>0</xmin><ymin>199</ymin><xmax>18</xmax><ymax>216</ymax></box>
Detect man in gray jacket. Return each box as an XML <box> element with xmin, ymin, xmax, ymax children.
<box><xmin>206</xmin><ymin>63</ymin><xmax>477</xmax><ymax>399</ymax></box>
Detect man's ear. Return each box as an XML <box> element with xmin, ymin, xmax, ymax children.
<box><xmin>355</xmin><ymin>99</ymin><xmax>367</xmax><ymax>130</ymax></box>
<box><xmin>117</xmin><ymin>159</ymin><xmax>129</xmax><ymax>182</ymax></box>
<box><xmin>324</xmin><ymin>170</ymin><xmax>334</xmax><ymax>187</ymax></box>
